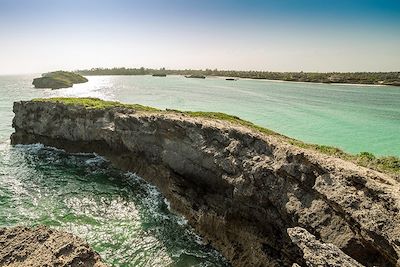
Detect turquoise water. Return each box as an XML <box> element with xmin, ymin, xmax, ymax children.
<box><xmin>39</xmin><ymin>74</ymin><xmax>400</xmax><ymax>156</ymax></box>
<box><xmin>1</xmin><ymin>75</ymin><xmax>399</xmax><ymax>156</ymax></box>
<box><xmin>0</xmin><ymin>74</ymin><xmax>399</xmax><ymax>266</ymax></box>
<box><xmin>0</xmin><ymin>144</ymin><xmax>227</xmax><ymax>266</ymax></box>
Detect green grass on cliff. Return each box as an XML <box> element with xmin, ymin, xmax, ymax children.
<box><xmin>288</xmin><ymin>142</ymin><xmax>400</xmax><ymax>176</ymax></box>
<box><xmin>33</xmin><ymin>97</ymin><xmax>159</xmax><ymax>111</ymax></box>
<box><xmin>167</xmin><ymin>110</ymin><xmax>279</xmax><ymax>136</ymax></box>
<box><xmin>32</xmin><ymin>97</ymin><xmax>400</xmax><ymax>177</ymax></box>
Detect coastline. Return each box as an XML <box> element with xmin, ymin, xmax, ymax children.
<box><xmin>11</xmin><ymin>98</ymin><xmax>400</xmax><ymax>266</ymax></box>
<box><xmin>1</xmin><ymin>73</ymin><xmax>398</xmax><ymax>87</ymax></box>
<box><xmin>80</xmin><ymin>73</ymin><xmax>400</xmax><ymax>87</ymax></box>
<box><xmin>76</xmin><ymin>68</ymin><xmax>400</xmax><ymax>87</ymax></box>
<box><xmin>211</xmin><ymin>75</ymin><xmax>397</xmax><ymax>87</ymax></box>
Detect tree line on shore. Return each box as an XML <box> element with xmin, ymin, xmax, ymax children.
<box><xmin>76</xmin><ymin>68</ymin><xmax>400</xmax><ymax>85</ymax></box>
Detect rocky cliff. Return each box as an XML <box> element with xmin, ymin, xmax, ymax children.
<box><xmin>287</xmin><ymin>227</ymin><xmax>364</xmax><ymax>267</ymax></box>
<box><xmin>11</xmin><ymin>99</ymin><xmax>400</xmax><ymax>267</ymax></box>
<box><xmin>0</xmin><ymin>225</ymin><xmax>106</xmax><ymax>267</ymax></box>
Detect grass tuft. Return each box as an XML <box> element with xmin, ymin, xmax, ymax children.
<box><xmin>33</xmin><ymin>97</ymin><xmax>159</xmax><ymax>112</ymax></box>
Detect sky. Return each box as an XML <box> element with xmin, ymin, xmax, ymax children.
<box><xmin>0</xmin><ymin>0</ymin><xmax>399</xmax><ymax>74</ymax></box>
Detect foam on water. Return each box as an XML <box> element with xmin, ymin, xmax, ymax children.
<box><xmin>0</xmin><ymin>144</ymin><xmax>229</xmax><ymax>266</ymax></box>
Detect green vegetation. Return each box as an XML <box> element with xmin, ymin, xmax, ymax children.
<box><xmin>32</xmin><ymin>71</ymin><xmax>88</xmax><ymax>89</ymax></box>
<box><xmin>288</xmin><ymin>142</ymin><xmax>400</xmax><ymax>176</ymax></box>
<box><xmin>77</xmin><ymin>68</ymin><xmax>400</xmax><ymax>86</ymax></box>
<box><xmin>32</xmin><ymin>97</ymin><xmax>158</xmax><ymax>111</ymax></box>
<box><xmin>170</xmin><ymin>110</ymin><xmax>279</xmax><ymax>136</ymax></box>
<box><xmin>43</xmin><ymin>71</ymin><xmax>88</xmax><ymax>84</ymax></box>
<box><xmin>32</xmin><ymin>97</ymin><xmax>400</xmax><ymax>177</ymax></box>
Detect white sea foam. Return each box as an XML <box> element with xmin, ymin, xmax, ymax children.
<box><xmin>0</xmin><ymin>140</ymin><xmax>10</xmax><ymax>151</ymax></box>
<box><xmin>14</xmin><ymin>143</ymin><xmax>45</xmax><ymax>152</ymax></box>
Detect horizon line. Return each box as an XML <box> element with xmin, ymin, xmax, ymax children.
<box><xmin>1</xmin><ymin>67</ymin><xmax>400</xmax><ymax>76</ymax></box>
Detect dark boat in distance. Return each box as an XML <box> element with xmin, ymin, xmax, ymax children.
<box><xmin>226</xmin><ymin>78</ymin><xmax>238</xmax><ymax>81</ymax></box>
<box><xmin>185</xmin><ymin>74</ymin><xmax>206</xmax><ymax>79</ymax></box>
<box><xmin>152</xmin><ymin>73</ymin><xmax>167</xmax><ymax>77</ymax></box>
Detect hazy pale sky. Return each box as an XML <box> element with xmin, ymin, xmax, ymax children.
<box><xmin>0</xmin><ymin>0</ymin><xmax>399</xmax><ymax>74</ymax></box>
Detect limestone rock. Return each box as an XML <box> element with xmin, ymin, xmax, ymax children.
<box><xmin>0</xmin><ymin>225</ymin><xmax>107</xmax><ymax>267</ymax></box>
<box><xmin>288</xmin><ymin>227</ymin><xmax>364</xmax><ymax>267</ymax></box>
<box><xmin>10</xmin><ymin>99</ymin><xmax>400</xmax><ymax>267</ymax></box>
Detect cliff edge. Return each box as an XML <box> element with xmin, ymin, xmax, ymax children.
<box><xmin>10</xmin><ymin>98</ymin><xmax>400</xmax><ymax>267</ymax></box>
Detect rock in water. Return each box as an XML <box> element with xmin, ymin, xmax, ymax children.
<box><xmin>32</xmin><ymin>71</ymin><xmax>88</xmax><ymax>89</ymax></box>
<box><xmin>0</xmin><ymin>225</ymin><xmax>107</xmax><ymax>267</ymax></box>
<box><xmin>185</xmin><ymin>74</ymin><xmax>206</xmax><ymax>78</ymax></box>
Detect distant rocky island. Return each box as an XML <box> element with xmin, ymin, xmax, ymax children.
<box><xmin>77</xmin><ymin>67</ymin><xmax>400</xmax><ymax>86</ymax></box>
<box><xmin>152</xmin><ymin>73</ymin><xmax>167</xmax><ymax>77</ymax></box>
<box><xmin>33</xmin><ymin>71</ymin><xmax>88</xmax><ymax>89</ymax></box>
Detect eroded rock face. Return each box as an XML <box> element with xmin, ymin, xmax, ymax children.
<box><xmin>288</xmin><ymin>227</ymin><xmax>364</xmax><ymax>267</ymax></box>
<box><xmin>11</xmin><ymin>100</ymin><xmax>400</xmax><ymax>267</ymax></box>
<box><xmin>0</xmin><ymin>225</ymin><xmax>107</xmax><ymax>267</ymax></box>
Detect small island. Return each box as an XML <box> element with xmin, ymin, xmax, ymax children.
<box><xmin>32</xmin><ymin>71</ymin><xmax>88</xmax><ymax>89</ymax></box>
<box><xmin>185</xmin><ymin>74</ymin><xmax>206</xmax><ymax>79</ymax></box>
<box><xmin>152</xmin><ymin>73</ymin><xmax>167</xmax><ymax>77</ymax></box>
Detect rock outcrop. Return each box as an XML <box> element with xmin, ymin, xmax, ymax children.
<box><xmin>11</xmin><ymin>99</ymin><xmax>400</xmax><ymax>267</ymax></box>
<box><xmin>288</xmin><ymin>227</ymin><xmax>364</xmax><ymax>267</ymax></box>
<box><xmin>32</xmin><ymin>71</ymin><xmax>88</xmax><ymax>89</ymax></box>
<box><xmin>0</xmin><ymin>225</ymin><xmax>106</xmax><ymax>267</ymax></box>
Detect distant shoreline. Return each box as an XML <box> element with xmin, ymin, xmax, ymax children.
<box><xmin>232</xmin><ymin>76</ymin><xmax>393</xmax><ymax>87</ymax></box>
<box><xmin>76</xmin><ymin>68</ymin><xmax>400</xmax><ymax>87</ymax></box>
